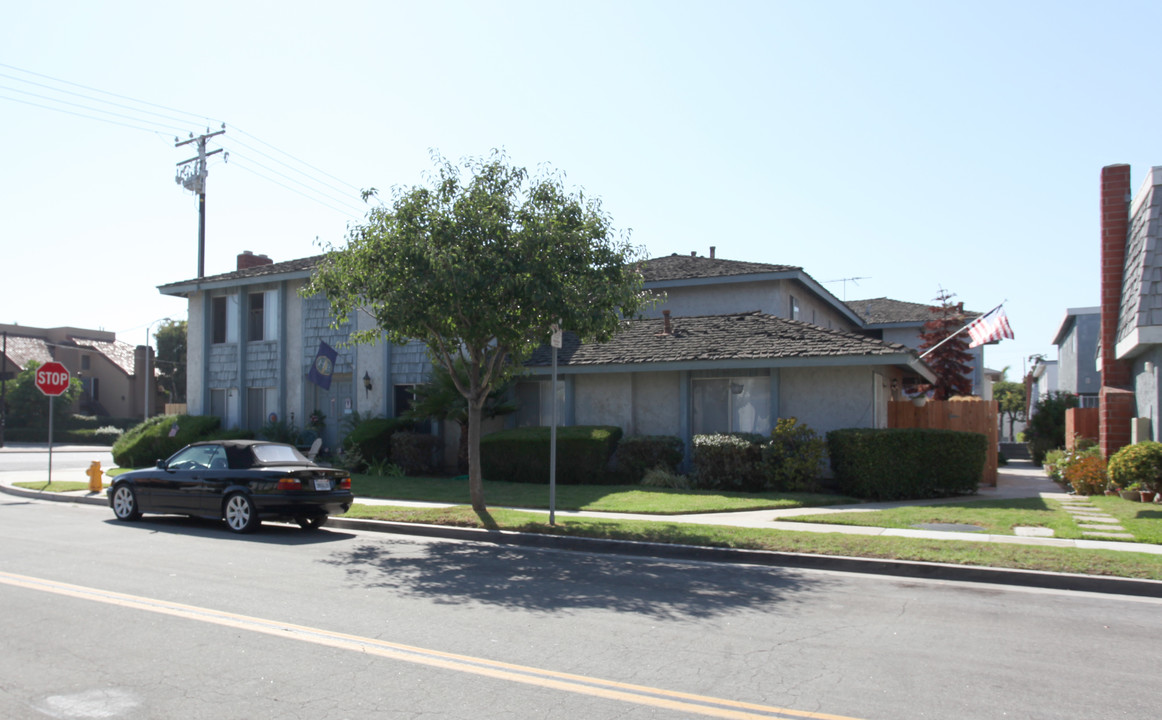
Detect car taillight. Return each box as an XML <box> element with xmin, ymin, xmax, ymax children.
<box><xmin>277</xmin><ymin>477</ymin><xmax>302</xmax><ymax>491</ymax></box>
<box><xmin>339</xmin><ymin>477</ymin><xmax>351</xmax><ymax>490</ymax></box>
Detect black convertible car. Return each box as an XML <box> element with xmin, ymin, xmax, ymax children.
<box><xmin>108</xmin><ymin>440</ymin><xmax>353</xmax><ymax>533</ymax></box>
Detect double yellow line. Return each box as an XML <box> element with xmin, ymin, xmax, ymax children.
<box><xmin>0</xmin><ymin>570</ymin><xmax>864</xmax><ymax>720</ymax></box>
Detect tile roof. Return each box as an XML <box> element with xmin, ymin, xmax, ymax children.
<box><xmin>640</xmin><ymin>254</ymin><xmax>800</xmax><ymax>282</ymax></box>
<box><xmin>526</xmin><ymin>312</ymin><xmax>915</xmax><ymax>367</ymax></box>
<box><xmin>847</xmin><ymin>297</ymin><xmax>981</xmax><ymax>325</ymax></box>
<box><xmin>72</xmin><ymin>337</ymin><xmax>137</xmax><ymax>375</ymax></box>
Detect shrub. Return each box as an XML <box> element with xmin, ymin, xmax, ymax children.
<box><xmin>690</xmin><ymin>433</ymin><xmax>766</xmax><ymax>492</ymax></box>
<box><xmin>1064</xmin><ymin>454</ymin><xmax>1108</xmax><ymax>495</ymax></box>
<box><xmin>391</xmin><ymin>432</ymin><xmax>440</xmax><ymax>475</ymax></box>
<box><xmin>1107</xmin><ymin>441</ymin><xmax>1162</xmax><ymax>492</ymax></box>
<box><xmin>1025</xmin><ymin>391</ymin><xmax>1078</xmax><ymax>465</ymax></box>
<box><xmin>1043</xmin><ymin>448</ymin><xmax>1066</xmax><ymax>482</ymax></box>
<box><xmin>112</xmin><ymin>414</ymin><xmax>224</xmax><ymax>468</ymax></box>
<box><xmin>343</xmin><ymin>416</ymin><xmax>413</xmax><ymax>468</ymax></box>
<box><xmin>608</xmin><ymin>435</ymin><xmax>684</xmax><ymax>484</ymax></box>
<box><xmin>761</xmin><ymin>418</ymin><xmax>825</xmax><ymax>491</ymax></box>
<box><xmin>827</xmin><ymin>428</ymin><xmax>985</xmax><ymax>500</ymax></box>
<box><xmin>480</xmin><ymin>426</ymin><xmax>622</xmax><ymax>484</ymax></box>
<box><xmin>640</xmin><ymin>466</ymin><xmax>691</xmax><ymax>489</ymax></box>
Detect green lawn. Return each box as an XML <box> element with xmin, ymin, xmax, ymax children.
<box><xmin>352</xmin><ymin>474</ymin><xmax>858</xmax><ymax>513</ymax></box>
<box><xmin>14</xmin><ymin>481</ymin><xmax>102</xmax><ymax>492</ymax></box>
<box><xmin>341</xmin><ymin>503</ymin><xmax>1162</xmax><ymax>580</ymax></box>
<box><xmin>784</xmin><ymin>496</ymin><xmax>1162</xmax><ymax>545</ymax></box>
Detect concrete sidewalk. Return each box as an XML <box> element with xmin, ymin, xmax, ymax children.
<box><xmin>2</xmin><ymin>449</ymin><xmax>1160</xmax><ymax>555</ymax></box>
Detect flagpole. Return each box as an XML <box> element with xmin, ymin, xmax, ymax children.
<box><xmin>918</xmin><ymin>302</ymin><xmax>1004</xmax><ymax>360</ymax></box>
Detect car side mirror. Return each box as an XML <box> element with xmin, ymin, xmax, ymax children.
<box><xmin>156</xmin><ymin>459</ymin><xmax>167</xmax><ymax>470</ymax></box>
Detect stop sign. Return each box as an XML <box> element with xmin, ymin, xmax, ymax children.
<box><xmin>35</xmin><ymin>361</ymin><xmax>71</xmax><ymax>396</ymax></box>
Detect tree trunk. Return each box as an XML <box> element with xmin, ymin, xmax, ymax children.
<box><xmin>467</xmin><ymin>401</ymin><xmax>485</xmax><ymax>511</ymax></box>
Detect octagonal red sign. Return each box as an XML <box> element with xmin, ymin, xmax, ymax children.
<box><xmin>35</xmin><ymin>361</ymin><xmax>71</xmax><ymax>396</ymax></box>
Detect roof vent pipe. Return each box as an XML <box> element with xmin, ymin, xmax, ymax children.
<box><xmin>690</xmin><ymin>251</ymin><xmax>696</xmax><ymax>257</ymax></box>
<box><xmin>710</xmin><ymin>246</ymin><xmax>716</xmax><ymax>259</ymax></box>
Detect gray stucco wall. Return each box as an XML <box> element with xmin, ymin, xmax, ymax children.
<box><xmin>632</xmin><ymin>371</ymin><xmax>681</xmax><ymax>436</ymax></box>
<box><xmin>648</xmin><ymin>280</ymin><xmax>857</xmax><ymax>331</ymax></box>
<box><xmin>574</xmin><ymin>374</ymin><xmax>634</xmax><ymax>430</ymax></box>
<box><xmin>1133</xmin><ymin>351</ymin><xmax>1162</xmax><ymax>441</ymax></box>
<box><xmin>779</xmin><ymin>366</ymin><xmax>881</xmax><ymax>435</ymax></box>
<box><xmin>186</xmin><ymin>293</ymin><xmax>205</xmax><ymax>415</ymax></box>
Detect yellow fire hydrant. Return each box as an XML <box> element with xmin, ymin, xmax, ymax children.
<box><xmin>86</xmin><ymin>461</ymin><xmax>104</xmax><ymax>493</ymax></box>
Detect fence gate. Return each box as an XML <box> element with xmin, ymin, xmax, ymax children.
<box><xmin>888</xmin><ymin>400</ymin><xmax>998</xmax><ymax>487</ymax></box>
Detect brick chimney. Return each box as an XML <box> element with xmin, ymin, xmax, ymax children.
<box><xmin>709</xmin><ymin>246</ymin><xmax>716</xmax><ymax>259</ymax></box>
<box><xmin>1099</xmin><ymin>164</ymin><xmax>1134</xmax><ymax>458</ymax></box>
<box><xmin>237</xmin><ymin>251</ymin><xmax>273</xmax><ymax>271</ymax></box>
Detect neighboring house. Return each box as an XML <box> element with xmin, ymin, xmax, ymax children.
<box><xmin>846</xmin><ymin>297</ymin><xmax>988</xmax><ymax>397</ymax></box>
<box><xmin>1098</xmin><ymin>164</ymin><xmax>1162</xmax><ymax>454</ymax></box>
<box><xmin>0</xmin><ymin>323</ymin><xmax>158</xmax><ymax>419</ymax></box>
<box><xmin>1051</xmin><ymin>307</ymin><xmax>1100</xmax><ymax>408</ymax></box>
<box><xmin>1026</xmin><ymin>357</ymin><xmax>1058</xmax><ymax>417</ymax></box>
<box><xmin>159</xmin><ymin>249</ymin><xmax>937</xmax><ymax>464</ymax></box>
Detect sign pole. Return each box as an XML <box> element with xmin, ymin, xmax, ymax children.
<box><xmin>47</xmin><ymin>395</ymin><xmax>53</xmax><ymax>486</ymax></box>
<box><xmin>549</xmin><ymin>323</ymin><xmax>562</xmax><ymax>526</ymax></box>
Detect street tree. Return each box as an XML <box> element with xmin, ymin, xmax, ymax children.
<box><xmin>992</xmin><ymin>380</ymin><xmax>1026</xmax><ymax>442</ymax></box>
<box><xmin>918</xmin><ymin>289</ymin><xmax>974</xmax><ymax>399</ymax></box>
<box><xmin>154</xmin><ymin>319</ymin><xmax>187</xmax><ymax>404</ymax></box>
<box><xmin>305</xmin><ymin>150</ymin><xmax>650</xmax><ymax>511</ymax></box>
<box><xmin>5</xmin><ymin>361</ymin><xmax>82</xmax><ymax>433</ymax></box>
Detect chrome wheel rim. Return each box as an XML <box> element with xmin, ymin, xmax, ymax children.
<box><xmin>225</xmin><ymin>495</ymin><xmax>250</xmax><ymax>530</ymax></box>
<box><xmin>113</xmin><ymin>486</ymin><xmax>134</xmax><ymax>518</ymax></box>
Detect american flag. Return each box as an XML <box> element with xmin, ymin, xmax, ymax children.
<box><xmin>967</xmin><ymin>306</ymin><xmax>1014</xmax><ymax>348</ymax></box>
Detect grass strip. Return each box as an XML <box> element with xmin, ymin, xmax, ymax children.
<box><xmin>352</xmin><ymin>474</ymin><xmax>857</xmax><ymax>514</ymax></box>
<box><xmin>13</xmin><ymin>481</ymin><xmax>100</xmax><ymax>493</ymax></box>
<box><xmin>341</xmin><ymin>503</ymin><xmax>1162</xmax><ymax>580</ymax></box>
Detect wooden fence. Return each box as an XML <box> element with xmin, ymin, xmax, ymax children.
<box><xmin>887</xmin><ymin>399</ymin><xmax>999</xmax><ymax>487</ymax></box>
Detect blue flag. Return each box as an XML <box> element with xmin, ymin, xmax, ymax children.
<box><xmin>308</xmin><ymin>341</ymin><xmax>338</xmax><ymax>390</ymax></box>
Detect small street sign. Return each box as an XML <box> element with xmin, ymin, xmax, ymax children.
<box><xmin>35</xmin><ymin>361</ymin><xmax>70</xmax><ymax>396</ymax></box>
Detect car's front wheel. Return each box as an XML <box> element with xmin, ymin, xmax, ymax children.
<box><xmin>295</xmin><ymin>515</ymin><xmax>327</xmax><ymax>531</ymax></box>
<box><xmin>111</xmin><ymin>484</ymin><xmax>141</xmax><ymax>521</ymax></box>
<box><xmin>223</xmin><ymin>493</ymin><xmax>260</xmax><ymax>533</ymax></box>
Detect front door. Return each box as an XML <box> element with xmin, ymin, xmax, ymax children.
<box><xmin>310</xmin><ymin>374</ymin><xmax>352</xmax><ymax>454</ymax></box>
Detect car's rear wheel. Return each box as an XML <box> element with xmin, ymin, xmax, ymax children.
<box><xmin>111</xmin><ymin>484</ymin><xmax>141</xmax><ymax>521</ymax></box>
<box><xmin>295</xmin><ymin>515</ymin><xmax>327</xmax><ymax>531</ymax></box>
<box><xmin>223</xmin><ymin>493</ymin><xmax>260</xmax><ymax>533</ymax></box>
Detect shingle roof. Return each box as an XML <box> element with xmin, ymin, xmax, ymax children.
<box><xmin>526</xmin><ymin>312</ymin><xmax>914</xmax><ymax>367</ymax></box>
<box><xmin>848</xmin><ymin>297</ymin><xmax>981</xmax><ymax>325</ymax></box>
<box><xmin>1</xmin><ymin>336</ymin><xmax>53</xmax><ymax>369</ymax></box>
<box><xmin>158</xmin><ymin>255</ymin><xmax>325</xmax><ymax>291</ymax></box>
<box><xmin>641</xmin><ymin>254</ymin><xmax>800</xmax><ymax>283</ymax></box>
<box><xmin>72</xmin><ymin>337</ymin><xmax>137</xmax><ymax>375</ymax></box>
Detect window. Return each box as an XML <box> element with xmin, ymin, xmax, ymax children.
<box><xmin>248</xmin><ymin>292</ymin><xmax>265</xmax><ymax>341</ymax></box>
<box><xmin>790</xmin><ymin>295</ymin><xmax>800</xmax><ymax>321</ymax></box>
<box><xmin>692</xmin><ymin>376</ymin><xmax>770</xmax><ymax>435</ymax></box>
<box><xmin>81</xmin><ymin>354</ymin><xmax>90</xmax><ymax>370</ymax></box>
<box><xmin>211</xmin><ymin>295</ymin><xmax>239</xmax><ymax>344</ymax></box>
<box><xmin>91</xmin><ymin>377</ymin><xmax>100</xmax><ymax>402</ymax></box>
<box><xmin>394</xmin><ymin>385</ymin><xmax>430</xmax><ymax>433</ymax></box>
<box><xmin>515</xmin><ymin>380</ymin><xmax>565</xmax><ymax>427</ymax></box>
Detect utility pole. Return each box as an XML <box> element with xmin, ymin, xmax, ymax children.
<box><xmin>175</xmin><ymin>126</ymin><xmax>226</xmax><ymax>278</ymax></box>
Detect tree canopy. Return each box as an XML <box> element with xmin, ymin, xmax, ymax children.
<box><xmin>992</xmin><ymin>379</ymin><xmax>1026</xmax><ymax>441</ymax></box>
<box><xmin>304</xmin><ymin>150</ymin><xmax>650</xmax><ymax>510</ymax></box>
<box><xmin>918</xmin><ymin>289</ymin><xmax>974</xmax><ymax>400</ymax></box>
<box><xmin>154</xmin><ymin>319</ymin><xmax>187</xmax><ymax>405</ymax></box>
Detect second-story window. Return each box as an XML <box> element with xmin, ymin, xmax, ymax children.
<box><xmin>248</xmin><ymin>292</ymin><xmax>265</xmax><ymax>341</ymax></box>
<box><xmin>790</xmin><ymin>295</ymin><xmax>800</xmax><ymax>321</ymax></box>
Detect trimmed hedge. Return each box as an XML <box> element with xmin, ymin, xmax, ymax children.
<box><xmin>826</xmin><ymin>427</ymin><xmax>986</xmax><ymax>500</ymax></box>
<box><xmin>112</xmin><ymin>414</ymin><xmax>229</xmax><ymax>468</ymax></box>
<box><xmin>480</xmin><ymin>426</ymin><xmax>622</xmax><ymax>484</ymax></box>
<box><xmin>1107</xmin><ymin>441</ymin><xmax>1162</xmax><ymax>492</ymax></box>
<box><xmin>607</xmin><ymin>434</ymin><xmax>684</xmax><ymax>483</ymax></box>
<box><xmin>690</xmin><ymin>433</ymin><xmax>766</xmax><ymax>491</ymax></box>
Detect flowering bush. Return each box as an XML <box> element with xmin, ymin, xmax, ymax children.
<box><xmin>1107</xmin><ymin>441</ymin><xmax>1162</xmax><ymax>492</ymax></box>
<box><xmin>1064</xmin><ymin>454</ymin><xmax>1108</xmax><ymax>495</ymax></box>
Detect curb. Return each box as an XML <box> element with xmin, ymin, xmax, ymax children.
<box><xmin>4</xmin><ymin>482</ymin><xmax>1161</xmax><ymax>599</ymax></box>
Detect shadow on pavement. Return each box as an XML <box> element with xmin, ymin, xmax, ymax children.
<box><xmin>101</xmin><ymin>515</ymin><xmax>357</xmax><ymax>545</ymax></box>
<box><xmin>319</xmin><ymin>539</ymin><xmax>830</xmax><ymax>619</ymax></box>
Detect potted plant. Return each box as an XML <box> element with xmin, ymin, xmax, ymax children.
<box><xmin>1121</xmin><ymin>482</ymin><xmax>1143</xmax><ymax>501</ymax></box>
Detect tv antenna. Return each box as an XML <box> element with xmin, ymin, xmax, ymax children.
<box><xmin>823</xmin><ymin>276</ymin><xmax>869</xmax><ymax>301</ymax></box>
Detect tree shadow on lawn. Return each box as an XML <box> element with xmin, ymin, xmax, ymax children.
<box><xmin>319</xmin><ymin>537</ymin><xmax>827</xmax><ymax>620</ymax></box>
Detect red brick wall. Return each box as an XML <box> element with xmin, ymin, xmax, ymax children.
<box><xmin>237</xmin><ymin>251</ymin><xmax>273</xmax><ymax>270</ymax></box>
<box><xmin>1065</xmin><ymin>407</ymin><xmax>1099</xmax><ymax>449</ymax></box>
<box><xmin>1099</xmin><ymin>164</ymin><xmax>1133</xmax><ymax>458</ymax></box>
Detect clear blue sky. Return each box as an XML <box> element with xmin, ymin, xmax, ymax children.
<box><xmin>4</xmin><ymin>0</ymin><xmax>1161</xmax><ymax>381</ymax></box>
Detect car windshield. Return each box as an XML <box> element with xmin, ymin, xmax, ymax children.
<box><xmin>251</xmin><ymin>444</ymin><xmax>311</xmax><ymax>465</ymax></box>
